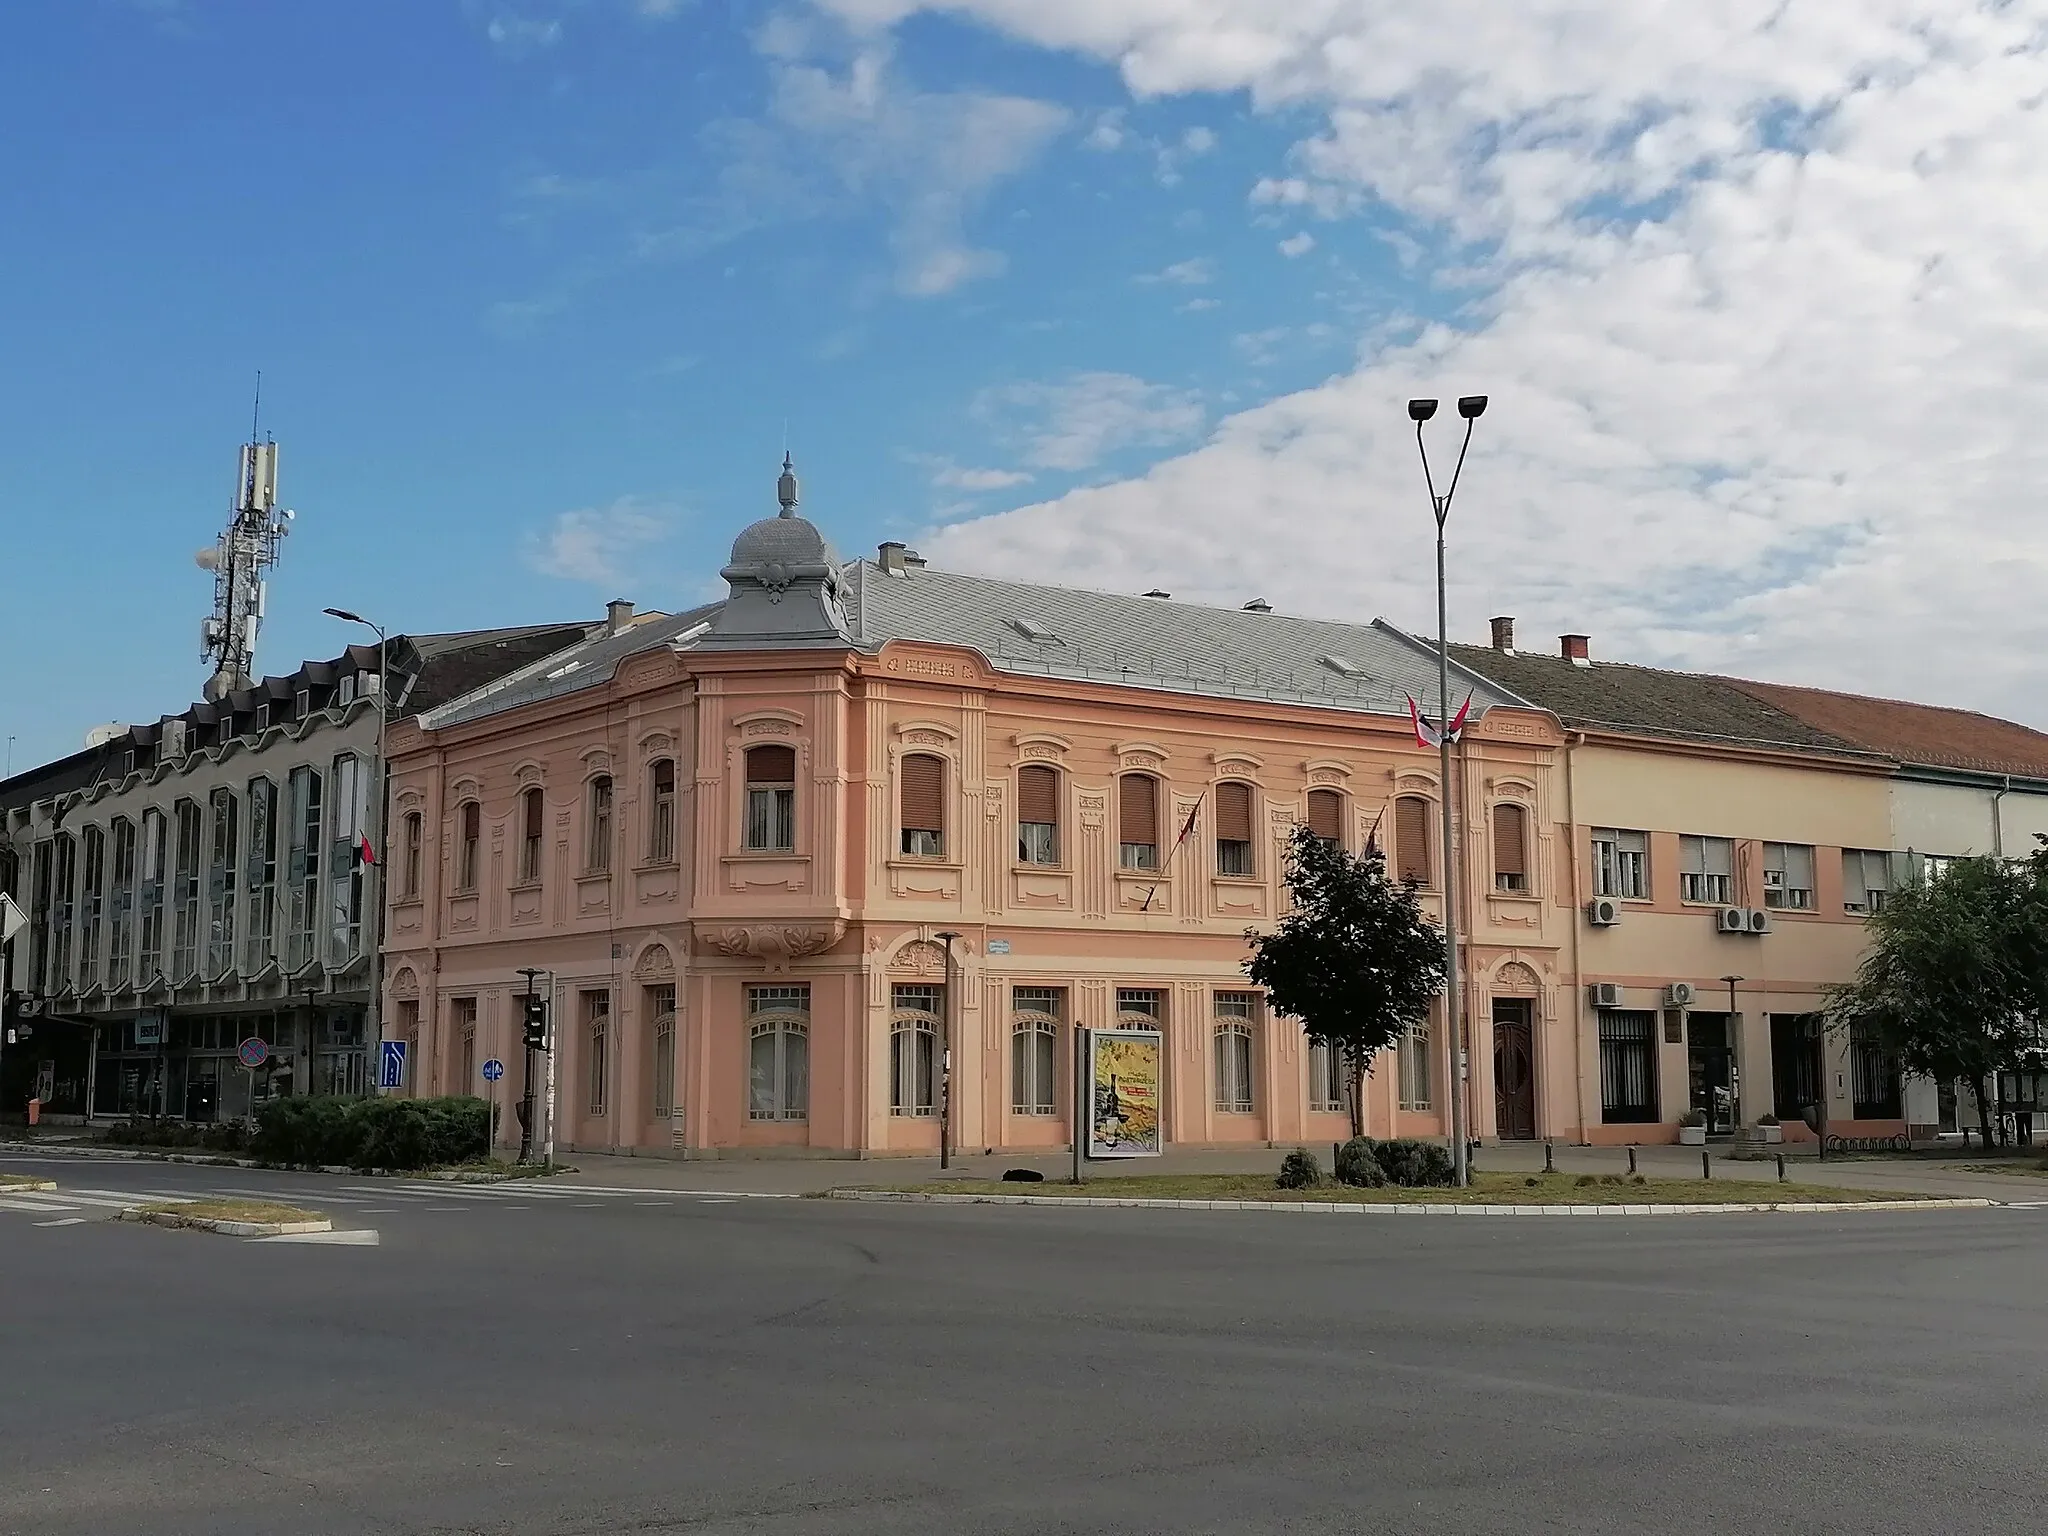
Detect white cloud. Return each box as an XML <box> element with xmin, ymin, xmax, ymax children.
<box><xmin>523</xmin><ymin>500</ymin><xmax>672</xmax><ymax>585</ymax></box>
<box><xmin>1178</xmin><ymin>296</ymin><xmax>1220</xmax><ymax>313</ymax></box>
<box><xmin>1084</xmin><ymin>107</ymin><xmax>1127</xmax><ymax>150</ymax></box>
<box><xmin>1277</xmin><ymin>231</ymin><xmax>1315</xmax><ymax>258</ymax></box>
<box><xmin>975</xmin><ymin>372</ymin><xmax>1204</xmax><ymax>473</ymax></box>
<box><xmin>1136</xmin><ymin>256</ymin><xmax>1214</xmax><ymax>286</ymax></box>
<box><xmin>485</xmin><ymin>13</ymin><xmax>562</xmax><ymax>55</ymax></box>
<box><xmin>821</xmin><ymin>0</ymin><xmax>2048</xmax><ymax>723</ymax></box>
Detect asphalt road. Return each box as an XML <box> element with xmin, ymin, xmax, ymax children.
<box><xmin>2</xmin><ymin>1156</ymin><xmax>2044</xmax><ymax>1535</ymax></box>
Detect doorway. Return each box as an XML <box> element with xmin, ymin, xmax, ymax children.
<box><xmin>1492</xmin><ymin>999</ymin><xmax>1536</xmax><ymax>1141</ymax></box>
<box><xmin>1688</xmin><ymin>1012</ymin><xmax>1738</xmax><ymax>1136</ymax></box>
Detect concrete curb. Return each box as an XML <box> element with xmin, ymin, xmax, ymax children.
<box><xmin>0</xmin><ymin>1145</ymin><xmax>562</xmax><ymax>1182</ymax></box>
<box><xmin>119</xmin><ymin>1209</ymin><xmax>334</xmax><ymax>1237</ymax></box>
<box><xmin>0</xmin><ymin>1178</ymin><xmax>59</xmax><ymax>1193</ymax></box>
<box><xmin>828</xmin><ymin>1190</ymin><xmax>1998</xmax><ymax>1216</ymax></box>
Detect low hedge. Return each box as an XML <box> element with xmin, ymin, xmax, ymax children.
<box><xmin>99</xmin><ymin>1118</ymin><xmax>249</xmax><ymax>1154</ymax></box>
<box><xmin>252</xmin><ymin>1095</ymin><xmax>489</xmax><ymax>1171</ymax></box>
<box><xmin>1334</xmin><ymin>1135</ymin><xmax>1456</xmax><ymax>1189</ymax></box>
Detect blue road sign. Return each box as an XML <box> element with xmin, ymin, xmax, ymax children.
<box><xmin>379</xmin><ymin>1039</ymin><xmax>408</xmax><ymax>1090</ymax></box>
<box><xmin>237</xmin><ymin>1037</ymin><xmax>269</xmax><ymax>1069</ymax></box>
<box><xmin>481</xmin><ymin>1058</ymin><xmax>505</xmax><ymax>1083</ymax></box>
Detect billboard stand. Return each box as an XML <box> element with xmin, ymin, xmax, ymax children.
<box><xmin>1083</xmin><ymin>1028</ymin><xmax>1164</xmax><ymax>1163</ymax></box>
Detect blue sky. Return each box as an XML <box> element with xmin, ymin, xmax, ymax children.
<box><xmin>6</xmin><ymin>1</ymin><xmax>2045</xmax><ymax>773</ymax></box>
<box><xmin>0</xmin><ymin>0</ymin><xmax>1423</xmax><ymax>772</ymax></box>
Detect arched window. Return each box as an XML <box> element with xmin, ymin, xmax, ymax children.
<box><xmin>1395</xmin><ymin>795</ymin><xmax>1433</xmax><ymax>887</ymax></box>
<box><xmin>1215</xmin><ymin>781</ymin><xmax>1254</xmax><ymax>876</ymax></box>
<box><xmin>402</xmin><ymin>811</ymin><xmax>424</xmax><ymax>898</ymax></box>
<box><xmin>646</xmin><ymin>983</ymin><xmax>677</xmax><ymax>1120</ymax></box>
<box><xmin>1493</xmin><ymin>802</ymin><xmax>1528</xmax><ymax>893</ymax></box>
<box><xmin>1306</xmin><ymin>787</ymin><xmax>1344</xmax><ymax>847</ymax></box>
<box><xmin>744</xmin><ymin>745</ymin><xmax>796</xmax><ymax>852</ymax></box>
<box><xmin>1011</xmin><ymin>987</ymin><xmax>1063</xmax><ymax>1116</ymax></box>
<box><xmin>1308</xmin><ymin>1040</ymin><xmax>1347</xmax><ymax>1113</ymax></box>
<box><xmin>518</xmin><ymin>787</ymin><xmax>545</xmax><ymax>883</ymax></box>
<box><xmin>890</xmin><ymin>983</ymin><xmax>942</xmax><ymax>1115</ymax></box>
<box><xmin>1017</xmin><ymin>764</ymin><xmax>1060</xmax><ymax>866</ymax></box>
<box><xmin>899</xmin><ymin>753</ymin><xmax>946</xmax><ymax>858</ymax></box>
<box><xmin>1118</xmin><ymin>773</ymin><xmax>1159</xmax><ymax>870</ymax></box>
<box><xmin>648</xmin><ymin>759</ymin><xmax>676</xmax><ymax>863</ymax></box>
<box><xmin>587</xmin><ymin>774</ymin><xmax>614</xmax><ymax>874</ymax></box>
<box><xmin>1213</xmin><ymin>992</ymin><xmax>1255</xmax><ymax>1113</ymax></box>
<box><xmin>747</xmin><ymin>985</ymin><xmax>809</xmax><ymax>1120</ymax></box>
<box><xmin>456</xmin><ymin>801</ymin><xmax>480</xmax><ymax>893</ymax></box>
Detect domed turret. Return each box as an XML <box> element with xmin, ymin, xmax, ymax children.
<box><xmin>701</xmin><ymin>453</ymin><xmax>854</xmax><ymax>650</ymax></box>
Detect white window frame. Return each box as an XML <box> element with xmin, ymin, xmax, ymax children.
<box><xmin>1843</xmin><ymin>848</ymin><xmax>1892</xmax><ymax>914</ymax></box>
<box><xmin>747</xmin><ymin>986</ymin><xmax>810</xmax><ymax>1121</ymax></box>
<box><xmin>1592</xmin><ymin>827</ymin><xmax>1649</xmax><ymax>901</ymax></box>
<box><xmin>1398</xmin><ymin>1019</ymin><xmax>1432</xmax><ymax>1111</ymax></box>
<box><xmin>1213</xmin><ymin>993</ymin><xmax>1255</xmax><ymax>1114</ymax></box>
<box><xmin>1763</xmin><ymin>842</ymin><xmax>1815</xmax><ymax>911</ymax></box>
<box><xmin>889</xmin><ymin>984</ymin><xmax>942</xmax><ymax>1117</ymax></box>
<box><xmin>1011</xmin><ymin>988</ymin><xmax>1062</xmax><ymax>1117</ymax></box>
<box><xmin>1308</xmin><ymin>1040</ymin><xmax>1346</xmax><ymax>1114</ymax></box>
<box><xmin>1678</xmin><ymin>834</ymin><xmax>1733</xmax><ymax>905</ymax></box>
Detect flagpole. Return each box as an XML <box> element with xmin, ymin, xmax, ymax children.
<box><xmin>1141</xmin><ymin>793</ymin><xmax>1203</xmax><ymax>912</ymax></box>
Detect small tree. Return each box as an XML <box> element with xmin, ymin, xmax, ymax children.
<box><xmin>1827</xmin><ymin>845</ymin><xmax>2048</xmax><ymax>1147</ymax></box>
<box><xmin>1245</xmin><ymin>823</ymin><xmax>1446</xmax><ymax>1137</ymax></box>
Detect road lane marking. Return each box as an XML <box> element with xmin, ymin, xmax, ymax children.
<box><xmin>250</xmin><ymin>1228</ymin><xmax>380</xmax><ymax>1245</ymax></box>
<box><xmin>34</xmin><ymin>1218</ymin><xmax>87</xmax><ymax>1227</ymax></box>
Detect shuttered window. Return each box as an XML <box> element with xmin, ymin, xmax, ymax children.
<box><xmin>1017</xmin><ymin>764</ymin><xmax>1059</xmax><ymax>865</ymax></box>
<box><xmin>745</xmin><ymin>745</ymin><xmax>797</xmax><ymax>852</ymax></box>
<box><xmin>520</xmin><ymin>788</ymin><xmax>544</xmax><ymax>883</ymax></box>
<box><xmin>1493</xmin><ymin>802</ymin><xmax>1528</xmax><ymax>893</ymax></box>
<box><xmin>1395</xmin><ymin>795</ymin><xmax>1432</xmax><ymax>886</ymax></box>
<box><xmin>1216</xmin><ymin>781</ymin><xmax>1253</xmax><ymax>876</ymax></box>
<box><xmin>747</xmin><ymin>745</ymin><xmax>795</xmax><ymax>784</ymax></box>
<box><xmin>900</xmin><ymin>753</ymin><xmax>945</xmax><ymax>856</ymax></box>
<box><xmin>1306</xmin><ymin>788</ymin><xmax>1343</xmax><ymax>844</ymax></box>
<box><xmin>1118</xmin><ymin>774</ymin><xmax>1159</xmax><ymax>870</ymax></box>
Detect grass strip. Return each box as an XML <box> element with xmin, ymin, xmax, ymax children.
<box><xmin>139</xmin><ymin>1198</ymin><xmax>325</xmax><ymax>1224</ymax></box>
<box><xmin>840</xmin><ymin>1171</ymin><xmax>1939</xmax><ymax>1206</ymax></box>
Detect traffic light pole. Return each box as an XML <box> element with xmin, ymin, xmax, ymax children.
<box><xmin>517</xmin><ymin>967</ymin><xmax>546</xmax><ymax>1164</ymax></box>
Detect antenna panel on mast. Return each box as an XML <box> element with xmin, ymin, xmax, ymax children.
<box><xmin>200</xmin><ymin>417</ymin><xmax>296</xmax><ymax>699</ymax></box>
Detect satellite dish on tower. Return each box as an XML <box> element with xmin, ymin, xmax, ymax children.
<box><xmin>83</xmin><ymin>723</ymin><xmax>127</xmax><ymax>750</ymax></box>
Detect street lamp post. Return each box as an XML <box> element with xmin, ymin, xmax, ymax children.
<box><xmin>934</xmin><ymin>931</ymin><xmax>961</xmax><ymax>1171</ymax></box>
<box><xmin>1720</xmin><ymin>974</ymin><xmax>1744</xmax><ymax>1138</ymax></box>
<box><xmin>324</xmin><ymin>608</ymin><xmax>390</xmax><ymax>1094</ymax></box>
<box><xmin>1409</xmin><ymin>394</ymin><xmax>1487</xmax><ymax>1188</ymax></box>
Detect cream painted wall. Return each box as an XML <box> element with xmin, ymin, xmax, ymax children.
<box><xmin>1573</xmin><ymin>745</ymin><xmax>1892</xmax><ymax>848</ymax></box>
<box><xmin>1892</xmin><ymin>780</ymin><xmax>1997</xmax><ymax>858</ymax></box>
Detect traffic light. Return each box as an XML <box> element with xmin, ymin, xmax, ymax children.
<box><xmin>521</xmin><ymin>994</ymin><xmax>549</xmax><ymax>1052</ymax></box>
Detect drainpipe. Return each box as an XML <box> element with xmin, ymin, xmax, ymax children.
<box><xmin>1564</xmin><ymin>731</ymin><xmax>1589</xmax><ymax>1144</ymax></box>
<box><xmin>1992</xmin><ymin>775</ymin><xmax>2012</xmax><ymax>860</ymax></box>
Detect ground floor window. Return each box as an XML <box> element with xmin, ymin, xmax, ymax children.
<box><xmin>1213</xmin><ymin>993</ymin><xmax>1255</xmax><ymax>1114</ymax></box>
<box><xmin>647</xmin><ymin>984</ymin><xmax>676</xmax><ymax>1120</ymax></box>
<box><xmin>1308</xmin><ymin>1040</ymin><xmax>1347</xmax><ymax>1113</ymax></box>
<box><xmin>453</xmin><ymin>997</ymin><xmax>478</xmax><ymax>1091</ymax></box>
<box><xmin>1599</xmin><ymin>1009</ymin><xmax>1659</xmax><ymax>1123</ymax></box>
<box><xmin>1851</xmin><ymin>1020</ymin><xmax>1901</xmax><ymax>1119</ymax></box>
<box><xmin>583</xmin><ymin>990</ymin><xmax>611</xmax><ymax>1117</ymax></box>
<box><xmin>1398</xmin><ymin>1020</ymin><xmax>1432</xmax><ymax>1111</ymax></box>
<box><xmin>1011</xmin><ymin>987</ymin><xmax>1062</xmax><ymax>1116</ymax></box>
<box><xmin>748</xmin><ymin>986</ymin><xmax>809</xmax><ymax>1121</ymax></box>
<box><xmin>890</xmin><ymin>984</ymin><xmax>941</xmax><ymax>1117</ymax></box>
<box><xmin>1116</xmin><ymin>988</ymin><xmax>1163</xmax><ymax>1029</ymax></box>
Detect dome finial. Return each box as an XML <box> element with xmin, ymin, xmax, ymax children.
<box><xmin>777</xmin><ymin>451</ymin><xmax>799</xmax><ymax>517</ymax></box>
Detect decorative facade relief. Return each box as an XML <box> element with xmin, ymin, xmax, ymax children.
<box><xmin>891</xmin><ymin>939</ymin><xmax>949</xmax><ymax>978</ymax></box>
<box><xmin>632</xmin><ymin>942</ymin><xmax>677</xmax><ymax>982</ymax></box>
<box><xmin>1495</xmin><ymin>959</ymin><xmax>1542</xmax><ymax>993</ymax></box>
<box><xmin>698</xmin><ymin>921</ymin><xmax>846</xmax><ymax>970</ymax></box>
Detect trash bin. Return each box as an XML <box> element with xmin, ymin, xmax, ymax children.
<box><xmin>26</xmin><ymin>1098</ymin><xmax>40</xmax><ymax>1127</ymax></box>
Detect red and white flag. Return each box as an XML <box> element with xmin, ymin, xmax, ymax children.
<box><xmin>1407</xmin><ymin>692</ymin><xmax>1472</xmax><ymax>750</ymax></box>
<box><xmin>355</xmin><ymin>833</ymin><xmax>377</xmax><ymax>868</ymax></box>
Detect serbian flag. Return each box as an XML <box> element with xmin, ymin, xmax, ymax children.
<box><xmin>354</xmin><ymin>834</ymin><xmax>377</xmax><ymax>869</ymax></box>
<box><xmin>1407</xmin><ymin>691</ymin><xmax>1472</xmax><ymax>750</ymax></box>
<box><xmin>1174</xmin><ymin>797</ymin><xmax>1202</xmax><ymax>847</ymax></box>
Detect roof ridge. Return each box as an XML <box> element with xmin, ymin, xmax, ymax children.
<box><xmin>1718</xmin><ymin>672</ymin><xmax>2036</xmax><ymax>730</ymax></box>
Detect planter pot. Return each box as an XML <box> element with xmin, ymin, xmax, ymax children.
<box><xmin>1677</xmin><ymin>1126</ymin><xmax>1707</xmax><ymax>1146</ymax></box>
<box><xmin>1757</xmin><ymin>1124</ymin><xmax>1784</xmax><ymax>1144</ymax></box>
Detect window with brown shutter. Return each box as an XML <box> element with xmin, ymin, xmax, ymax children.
<box><xmin>1306</xmin><ymin>787</ymin><xmax>1343</xmax><ymax>844</ymax></box>
<box><xmin>1216</xmin><ymin>781</ymin><xmax>1253</xmax><ymax>876</ymax></box>
<box><xmin>1118</xmin><ymin>774</ymin><xmax>1159</xmax><ymax>870</ymax></box>
<box><xmin>745</xmin><ymin>746</ymin><xmax>796</xmax><ymax>851</ymax></box>
<box><xmin>746</xmin><ymin>745</ymin><xmax>795</xmax><ymax>784</ymax></box>
<box><xmin>900</xmin><ymin>753</ymin><xmax>945</xmax><ymax>856</ymax></box>
<box><xmin>1493</xmin><ymin>802</ymin><xmax>1528</xmax><ymax>893</ymax></box>
<box><xmin>520</xmin><ymin>787</ymin><xmax>545</xmax><ymax>883</ymax></box>
<box><xmin>1017</xmin><ymin>764</ymin><xmax>1059</xmax><ymax>865</ymax></box>
<box><xmin>1395</xmin><ymin>795</ymin><xmax>1432</xmax><ymax>886</ymax></box>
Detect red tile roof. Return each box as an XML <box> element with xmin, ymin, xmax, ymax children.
<box><xmin>1724</xmin><ymin>678</ymin><xmax>2048</xmax><ymax>780</ymax></box>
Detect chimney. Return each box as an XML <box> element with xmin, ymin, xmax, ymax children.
<box><xmin>1243</xmin><ymin>598</ymin><xmax>1272</xmax><ymax>613</ymax></box>
<box><xmin>1561</xmin><ymin>633</ymin><xmax>1591</xmax><ymax>666</ymax></box>
<box><xmin>1142</xmin><ymin>589</ymin><xmax>1171</xmax><ymax>600</ymax></box>
<box><xmin>607</xmin><ymin>599</ymin><xmax>634</xmax><ymax>636</ymax></box>
<box><xmin>1489</xmin><ymin>615</ymin><xmax>1515</xmax><ymax>653</ymax></box>
<box><xmin>878</xmin><ymin>540</ymin><xmax>924</xmax><ymax>576</ymax></box>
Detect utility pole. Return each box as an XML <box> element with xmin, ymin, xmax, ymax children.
<box><xmin>934</xmin><ymin>931</ymin><xmax>960</xmax><ymax>1170</ymax></box>
<box><xmin>323</xmin><ymin>609</ymin><xmax>389</xmax><ymax>1094</ymax></box>
<box><xmin>518</xmin><ymin>967</ymin><xmax>545</xmax><ymax>1164</ymax></box>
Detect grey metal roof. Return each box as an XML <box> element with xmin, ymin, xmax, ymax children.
<box><xmin>421</xmin><ymin>604</ymin><xmax>721</xmax><ymax>729</ymax></box>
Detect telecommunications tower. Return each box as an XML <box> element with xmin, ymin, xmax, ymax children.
<box><xmin>196</xmin><ymin>420</ymin><xmax>294</xmax><ymax>702</ymax></box>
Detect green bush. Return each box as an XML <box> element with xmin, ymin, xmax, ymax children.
<box><xmin>1333</xmin><ymin>1136</ymin><xmax>1386</xmax><ymax>1188</ymax></box>
<box><xmin>252</xmin><ymin>1094</ymin><xmax>488</xmax><ymax>1171</ymax></box>
<box><xmin>1371</xmin><ymin>1137</ymin><xmax>1457</xmax><ymax>1188</ymax></box>
<box><xmin>100</xmin><ymin>1118</ymin><xmax>247</xmax><ymax>1153</ymax></box>
<box><xmin>1276</xmin><ymin>1148</ymin><xmax>1324</xmax><ymax>1189</ymax></box>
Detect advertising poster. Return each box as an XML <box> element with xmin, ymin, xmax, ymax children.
<box><xmin>1086</xmin><ymin>1028</ymin><xmax>1163</xmax><ymax>1159</ymax></box>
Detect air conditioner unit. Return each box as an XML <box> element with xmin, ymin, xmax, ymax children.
<box><xmin>1587</xmin><ymin>982</ymin><xmax>1623</xmax><ymax>1008</ymax></box>
<box><xmin>1585</xmin><ymin>897</ymin><xmax>1621</xmax><ymax>927</ymax></box>
<box><xmin>1664</xmin><ymin>982</ymin><xmax>1695</xmax><ymax>1007</ymax></box>
<box><xmin>1716</xmin><ymin>906</ymin><xmax>1750</xmax><ymax>934</ymax></box>
<box><xmin>1747</xmin><ymin>908</ymin><xmax>1773</xmax><ymax>935</ymax></box>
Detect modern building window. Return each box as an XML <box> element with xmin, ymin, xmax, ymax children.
<box><xmin>744</xmin><ymin>745</ymin><xmax>796</xmax><ymax>852</ymax></box>
<box><xmin>244</xmin><ymin>779</ymin><xmax>278</xmax><ymax>972</ymax></box>
<box><xmin>1306</xmin><ymin>787</ymin><xmax>1344</xmax><ymax>848</ymax></box>
<box><xmin>1395</xmin><ymin>795</ymin><xmax>1433</xmax><ymax>887</ymax></box>
<box><xmin>1215</xmin><ymin>782</ymin><xmax>1254</xmax><ymax>876</ymax></box>
<box><xmin>401</xmin><ymin>811</ymin><xmax>423</xmax><ymax>899</ymax></box>
<box><xmin>1118</xmin><ymin>774</ymin><xmax>1160</xmax><ymax>870</ymax></box>
<box><xmin>205</xmin><ymin>787</ymin><xmax>238</xmax><ymax>977</ymax></box>
<box><xmin>1843</xmin><ymin>848</ymin><xmax>1892</xmax><ymax>914</ymax></box>
<box><xmin>899</xmin><ymin>753</ymin><xmax>946</xmax><ymax>858</ymax></box>
<box><xmin>519</xmin><ymin>787</ymin><xmax>545</xmax><ymax>883</ymax></box>
<box><xmin>747</xmin><ymin>985</ymin><xmax>809</xmax><ymax>1120</ymax></box>
<box><xmin>1213</xmin><ymin>992</ymin><xmax>1256</xmax><ymax>1113</ymax></box>
<box><xmin>329</xmin><ymin>753</ymin><xmax>368</xmax><ymax>964</ymax></box>
<box><xmin>1016</xmin><ymin>763</ymin><xmax>1060</xmax><ymax>865</ymax></box>
<box><xmin>646</xmin><ymin>984</ymin><xmax>677</xmax><ymax>1120</ymax></box>
<box><xmin>1598</xmin><ymin>1009</ymin><xmax>1659</xmax><ymax>1123</ymax></box>
<box><xmin>648</xmin><ymin>760</ymin><xmax>677</xmax><ymax>863</ymax></box>
<box><xmin>584</xmin><ymin>990</ymin><xmax>610</xmax><ymax>1117</ymax></box>
<box><xmin>1492</xmin><ymin>802</ymin><xmax>1529</xmax><ymax>894</ymax></box>
<box><xmin>106</xmin><ymin>817</ymin><xmax>137</xmax><ymax>988</ymax></box>
<box><xmin>1011</xmin><ymin>987</ymin><xmax>1062</xmax><ymax>1116</ymax></box>
<box><xmin>453</xmin><ymin>996</ymin><xmax>477</xmax><ymax>1089</ymax></box>
<box><xmin>137</xmin><ymin>806</ymin><xmax>166</xmax><ymax>982</ymax></box>
<box><xmin>456</xmin><ymin>800</ymin><xmax>480</xmax><ymax>893</ymax></box>
<box><xmin>1592</xmin><ymin>827</ymin><xmax>1649</xmax><ymax>900</ymax></box>
<box><xmin>587</xmin><ymin>775</ymin><xmax>614</xmax><ymax>874</ymax></box>
<box><xmin>171</xmin><ymin>801</ymin><xmax>202</xmax><ymax>978</ymax></box>
<box><xmin>1116</xmin><ymin>988</ymin><xmax>1163</xmax><ymax>1028</ymax></box>
<box><xmin>1851</xmin><ymin>1020</ymin><xmax>1902</xmax><ymax>1119</ymax></box>
<box><xmin>1678</xmin><ymin>834</ymin><xmax>1734</xmax><ymax>905</ymax></box>
<box><xmin>1308</xmin><ymin>1040</ymin><xmax>1347</xmax><ymax>1113</ymax></box>
<box><xmin>1398</xmin><ymin>1018</ymin><xmax>1432</xmax><ymax>1110</ymax></box>
<box><xmin>1763</xmin><ymin>841</ymin><xmax>1816</xmax><ymax>911</ymax></box>
<box><xmin>77</xmin><ymin>824</ymin><xmax>106</xmax><ymax>990</ymax></box>
<box><xmin>283</xmin><ymin>768</ymin><xmax>324</xmax><ymax>972</ymax></box>
<box><xmin>889</xmin><ymin>983</ymin><xmax>942</xmax><ymax>1116</ymax></box>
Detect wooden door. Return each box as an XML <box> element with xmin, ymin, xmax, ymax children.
<box><xmin>1492</xmin><ymin>1001</ymin><xmax>1536</xmax><ymax>1141</ymax></box>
